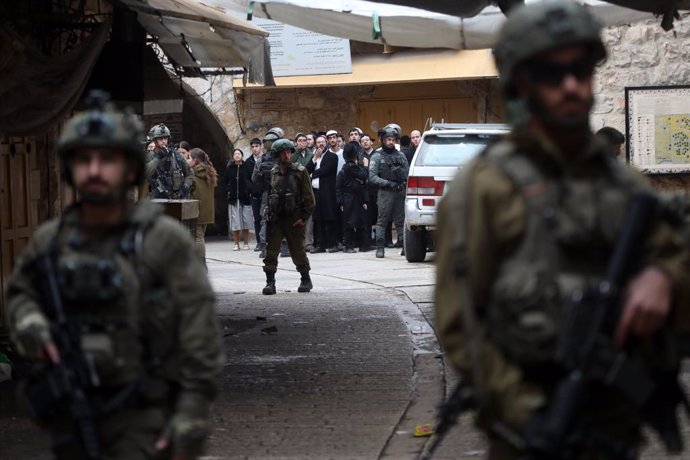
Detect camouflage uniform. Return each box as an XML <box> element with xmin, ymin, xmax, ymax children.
<box><xmin>435</xmin><ymin>2</ymin><xmax>690</xmax><ymax>458</ymax></box>
<box><xmin>5</xmin><ymin>92</ymin><xmax>221</xmax><ymax>460</ymax></box>
<box><xmin>263</xmin><ymin>162</ymin><xmax>315</xmax><ymax>277</ymax></box>
<box><xmin>146</xmin><ymin>147</ymin><xmax>193</xmax><ymax>199</ymax></box>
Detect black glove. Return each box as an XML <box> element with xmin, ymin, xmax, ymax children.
<box><xmin>155</xmin><ymin>148</ymin><xmax>168</xmax><ymax>159</ymax></box>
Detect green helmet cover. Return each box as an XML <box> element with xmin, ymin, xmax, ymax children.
<box><xmin>493</xmin><ymin>0</ymin><xmax>607</xmax><ymax>97</ymax></box>
<box><xmin>149</xmin><ymin>123</ymin><xmax>171</xmax><ymax>140</ymax></box>
<box><xmin>271</xmin><ymin>138</ymin><xmax>296</xmax><ymax>157</ymax></box>
<box><xmin>57</xmin><ymin>90</ymin><xmax>145</xmax><ymax>185</ymax></box>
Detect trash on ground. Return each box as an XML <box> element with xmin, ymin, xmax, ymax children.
<box><xmin>414</xmin><ymin>423</ymin><xmax>435</xmax><ymax>437</ymax></box>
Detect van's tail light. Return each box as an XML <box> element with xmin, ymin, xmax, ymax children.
<box><xmin>407</xmin><ymin>177</ymin><xmax>444</xmax><ymax>196</ymax></box>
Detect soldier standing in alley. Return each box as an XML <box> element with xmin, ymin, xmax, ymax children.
<box><xmin>261</xmin><ymin>139</ymin><xmax>315</xmax><ymax>295</ymax></box>
<box><xmin>5</xmin><ymin>91</ymin><xmax>222</xmax><ymax>460</ymax></box>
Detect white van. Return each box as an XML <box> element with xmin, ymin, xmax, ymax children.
<box><xmin>404</xmin><ymin>123</ymin><xmax>510</xmax><ymax>262</ymax></box>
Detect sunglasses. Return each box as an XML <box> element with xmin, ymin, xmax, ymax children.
<box><xmin>525</xmin><ymin>57</ymin><xmax>596</xmax><ymax>86</ymax></box>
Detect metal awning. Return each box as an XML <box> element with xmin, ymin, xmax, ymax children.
<box><xmin>209</xmin><ymin>0</ymin><xmax>688</xmax><ymax>50</ymax></box>
<box><xmin>119</xmin><ymin>0</ymin><xmax>275</xmax><ymax>84</ymax></box>
<box><xmin>234</xmin><ymin>49</ymin><xmax>497</xmax><ymax>88</ymax></box>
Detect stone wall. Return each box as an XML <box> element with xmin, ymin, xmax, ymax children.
<box><xmin>594</xmin><ymin>15</ymin><xmax>690</xmax><ymax>191</ymax></box>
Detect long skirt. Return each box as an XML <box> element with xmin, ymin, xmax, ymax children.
<box><xmin>229</xmin><ymin>201</ymin><xmax>254</xmax><ymax>231</ymax></box>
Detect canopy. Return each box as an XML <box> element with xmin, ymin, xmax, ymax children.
<box><xmin>120</xmin><ymin>0</ymin><xmax>274</xmax><ymax>84</ymax></box>
<box><xmin>207</xmin><ymin>0</ymin><xmax>686</xmax><ymax>50</ymax></box>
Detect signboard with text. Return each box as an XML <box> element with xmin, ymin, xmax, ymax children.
<box><xmin>254</xmin><ymin>18</ymin><xmax>352</xmax><ymax>77</ymax></box>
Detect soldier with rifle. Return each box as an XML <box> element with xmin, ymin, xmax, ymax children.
<box><xmin>5</xmin><ymin>90</ymin><xmax>222</xmax><ymax>459</ymax></box>
<box><xmin>434</xmin><ymin>1</ymin><xmax>690</xmax><ymax>459</ymax></box>
<box><xmin>145</xmin><ymin>123</ymin><xmax>193</xmax><ymax>199</ymax></box>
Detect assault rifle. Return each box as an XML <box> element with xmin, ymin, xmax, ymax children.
<box><xmin>23</xmin><ymin>251</ymin><xmax>101</xmax><ymax>459</ymax></box>
<box><xmin>523</xmin><ymin>193</ymin><xmax>689</xmax><ymax>459</ymax></box>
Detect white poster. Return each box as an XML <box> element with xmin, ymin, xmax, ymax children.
<box><xmin>253</xmin><ymin>18</ymin><xmax>352</xmax><ymax>77</ymax></box>
<box><xmin>626</xmin><ymin>86</ymin><xmax>690</xmax><ymax>174</ymax></box>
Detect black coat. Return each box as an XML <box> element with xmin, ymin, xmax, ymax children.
<box><xmin>336</xmin><ymin>162</ymin><xmax>369</xmax><ymax>228</ymax></box>
<box><xmin>223</xmin><ymin>161</ymin><xmax>253</xmax><ymax>206</ymax></box>
<box><xmin>307</xmin><ymin>150</ymin><xmax>338</xmax><ymax>221</ymax></box>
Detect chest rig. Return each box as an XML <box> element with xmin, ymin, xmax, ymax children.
<box><xmin>269</xmin><ymin>164</ymin><xmax>301</xmax><ymax>217</ymax></box>
<box><xmin>379</xmin><ymin>150</ymin><xmax>407</xmax><ymax>183</ymax></box>
<box><xmin>483</xmin><ymin>141</ymin><xmax>645</xmax><ymax>366</ymax></box>
<box><xmin>44</xmin><ymin>213</ymin><xmax>155</xmax><ymax>388</ymax></box>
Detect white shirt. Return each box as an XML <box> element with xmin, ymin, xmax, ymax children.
<box><xmin>311</xmin><ymin>155</ymin><xmax>323</xmax><ymax>190</ymax></box>
<box><xmin>332</xmin><ymin>149</ymin><xmax>344</xmax><ymax>174</ymax></box>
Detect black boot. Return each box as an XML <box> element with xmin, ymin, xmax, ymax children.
<box><xmin>262</xmin><ymin>272</ymin><xmax>276</xmax><ymax>295</ymax></box>
<box><xmin>298</xmin><ymin>272</ymin><xmax>313</xmax><ymax>293</ymax></box>
<box><xmin>376</xmin><ymin>239</ymin><xmax>385</xmax><ymax>258</ymax></box>
<box><xmin>259</xmin><ymin>243</ymin><xmax>266</xmax><ymax>258</ymax></box>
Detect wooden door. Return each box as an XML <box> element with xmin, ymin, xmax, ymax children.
<box><xmin>357</xmin><ymin>97</ymin><xmax>477</xmax><ymax>140</ymax></box>
<box><xmin>0</xmin><ymin>138</ymin><xmax>34</xmax><ymax>322</ymax></box>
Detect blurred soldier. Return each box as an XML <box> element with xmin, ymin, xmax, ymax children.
<box><xmin>368</xmin><ymin>126</ymin><xmax>409</xmax><ymax>258</ymax></box>
<box><xmin>262</xmin><ymin>139</ymin><xmax>315</xmax><ymax>295</ymax></box>
<box><xmin>435</xmin><ymin>2</ymin><xmax>690</xmax><ymax>459</ymax></box>
<box><xmin>146</xmin><ymin>123</ymin><xmax>193</xmax><ymax>199</ymax></box>
<box><xmin>5</xmin><ymin>90</ymin><xmax>222</xmax><ymax>460</ymax></box>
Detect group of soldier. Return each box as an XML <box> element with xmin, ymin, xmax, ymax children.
<box><xmin>4</xmin><ymin>1</ymin><xmax>690</xmax><ymax>459</ymax></box>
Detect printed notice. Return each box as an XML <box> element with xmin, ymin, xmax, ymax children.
<box><xmin>254</xmin><ymin>18</ymin><xmax>352</xmax><ymax>77</ymax></box>
<box><xmin>627</xmin><ymin>86</ymin><xmax>690</xmax><ymax>173</ymax></box>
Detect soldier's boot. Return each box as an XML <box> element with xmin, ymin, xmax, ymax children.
<box><xmin>376</xmin><ymin>239</ymin><xmax>385</xmax><ymax>258</ymax></box>
<box><xmin>298</xmin><ymin>271</ymin><xmax>313</xmax><ymax>293</ymax></box>
<box><xmin>262</xmin><ymin>272</ymin><xmax>276</xmax><ymax>295</ymax></box>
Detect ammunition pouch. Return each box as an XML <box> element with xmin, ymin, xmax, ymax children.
<box><xmin>58</xmin><ymin>255</ymin><xmax>123</xmax><ymax>304</ymax></box>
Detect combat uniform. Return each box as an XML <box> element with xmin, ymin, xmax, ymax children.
<box><xmin>435</xmin><ymin>129</ymin><xmax>690</xmax><ymax>458</ymax></box>
<box><xmin>368</xmin><ymin>145</ymin><xmax>408</xmax><ymax>256</ymax></box>
<box><xmin>6</xmin><ymin>199</ymin><xmax>222</xmax><ymax>460</ymax></box>
<box><xmin>263</xmin><ymin>162</ymin><xmax>315</xmax><ymax>277</ymax></box>
<box><xmin>146</xmin><ymin>147</ymin><xmax>193</xmax><ymax>199</ymax></box>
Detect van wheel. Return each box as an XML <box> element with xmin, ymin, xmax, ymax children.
<box><xmin>404</xmin><ymin>228</ymin><xmax>427</xmax><ymax>262</ymax></box>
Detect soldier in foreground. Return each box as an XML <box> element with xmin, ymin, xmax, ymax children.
<box><xmin>146</xmin><ymin>123</ymin><xmax>193</xmax><ymax>199</ymax></box>
<box><xmin>5</xmin><ymin>91</ymin><xmax>222</xmax><ymax>459</ymax></box>
<box><xmin>262</xmin><ymin>139</ymin><xmax>315</xmax><ymax>295</ymax></box>
<box><xmin>435</xmin><ymin>1</ymin><xmax>690</xmax><ymax>459</ymax></box>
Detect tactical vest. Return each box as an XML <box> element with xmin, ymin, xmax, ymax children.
<box><xmin>482</xmin><ymin>141</ymin><xmax>646</xmax><ymax>366</ymax></box>
<box><xmin>43</xmin><ymin>205</ymin><xmax>163</xmax><ymax>388</ymax></box>
<box><xmin>378</xmin><ymin>150</ymin><xmax>407</xmax><ymax>184</ymax></box>
<box><xmin>259</xmin><ymin>156</ymin><xmax>277</xmax><ymax>193</ymax></box>
<box><xmin>268</xmin><ymin>164</ymin><xmax>301</xmax><ymax>218</ymax></box>
<box><xmin>153</xmin><ymin>148</ymin><xmax>185</xmax><ymax>197</ymax></box>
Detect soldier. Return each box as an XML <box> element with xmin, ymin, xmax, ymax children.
<box><xmin>435</xmin><ymin>1</ymin><xmax>690</xmax><ymax>459</ymax></box>
<box><xmin>262</xmin><ymin>139</ymin><xmax>315</xmax><ymax>295</ymax></box>
<box><xmin>145</xmin><ymin>123</ymin><xmax>193</xmax><ymax>199</ymax></box>
<box><xmin>252</xmin><ymin>128</ymin><xmax>283</xmax><ymax>258</ymax></box>
<box><xmin>5</xmin><ymin>91</ymin><xmax>222</xmax><ymax>460</ymax></box>
<box><xmin>368</xmin><ymin>125</ymin><xmax>409</xmax><ymax>258</ymax></box>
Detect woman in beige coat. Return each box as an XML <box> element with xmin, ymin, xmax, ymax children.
<box><xmin>189</xmin><ymin>148</ymin><xmax>218</xmax><ymax>261</ymax></box>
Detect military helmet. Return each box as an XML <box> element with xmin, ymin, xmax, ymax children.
<box><xmin>384</xmin><ymin>123</ymin><xmax>401</xmax><ymax>137</ymax></box>
<box><xmin>493</xmin><ymin>0</ymin><xmax>607</xmax><ymax>97</ymax></box>
<box><xmin>57</xmin><ymin>90</ymin><xmax>145</xmax><ymax>185</ymax></box>
<box><xmin>149</xmin><ymin>123</ymin><xmax>171</xmax><ymax>140</ymax></box>
<box><xmin>267</xmin><ymin>127</ymin><xmax>285</xmax><ymax>139</ymax></box>
<box><xmin>271</xmin><ymin>138</ymin><xmax>296</xmax><ymax>157</ymax></box>
<box><xmin>378</xmin><ymin>125</ymin><xmax>400</xmax><ymax>140</ymax></box>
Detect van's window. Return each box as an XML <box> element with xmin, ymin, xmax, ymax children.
<box><xmin>415</xmin><ymin>134</ymin><xmax>498</xmax><ymax>167</ymax></box>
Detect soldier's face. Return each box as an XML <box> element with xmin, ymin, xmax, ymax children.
<box><xmin>382</xmin><ymin>136</ymin><xmax>396</xmax><ymax>149</ymax></box>
<box><xmin>155</xmin><ymin>137</ymin><xmax>168</xmax><ymax>149</ymax></box>
<box><xmin>71</xmin><ymin>147</ymin><xmax>132</xmax><ymax>203</ymax></box>
<box><xmin>520</xmin><ymin>44</ymin><xmax>595</xmax><ymax>132</ymax></box>
<box><xmin>278</xmin><ymin>150</ymin><xmax>292</xmax><ymax>166</ymax></box>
